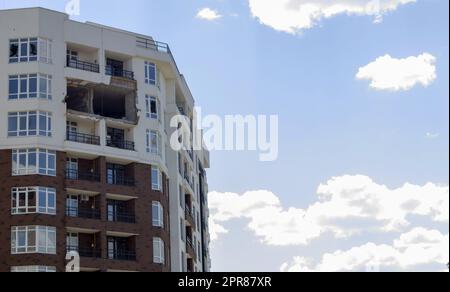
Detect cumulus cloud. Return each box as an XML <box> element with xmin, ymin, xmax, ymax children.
<box><xmin>248</xmin><ymin>0</ymin><xmax>415</xmax><ymax>34</ymax></box>
<box><xmin>310</xmin><ymin>175</ymin><xmax>449</xmax><ymax>236</ymax></box>
<box><xmin>209</xmin><ymin>190</ymin><xmax>322</xmax><ymax>245</ymax></box>
<box><xmin>356</xmin><ymin>53</ymin><xmax>437</xmax><ymax>91</ymax></box>
<box><xmin>281</xmin><ymin>228</ymin><xmax>449</xmax><ymax>272</ymax></box>
<box><xmin>208</xmin><ymin>175</ymin><xmax>449</xmax><ymax>246</ymax></box>
<box><xmin>196</xmin><ymin>8</ymin><xmax>223</xmax><ymax>21</ymax></box>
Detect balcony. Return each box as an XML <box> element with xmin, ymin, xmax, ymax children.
<box><xmin>66</xmin><ymin>206</ymin><xmax>101</xmax><ymax>220</ymax></box>
<box><xmin>107</xmin><ymin>175</ymin><xmax>135</xmax><ymax>187</ymax></box>
<box><xmin>67</xmin><ymin>245</ymin><xmax>101</xmax><ymax>258</ymax></box>
<box><xmin>186</xmin><ymin>237</ymin><xmax>197</xmax><ymax>260</ymax></box>
<box><xmin>107</xmin><ymin>210</ymin><xmax>136</xmax><ymax>224</ymax></box>
<box><xmin>67</xmin><ymin>131</ymin><xmax>100</xmax><ymax>146</ymax></box>
<box><xmin>106</xmin><ymin>138</ymin><xmax>135</xmax><ymax>151</ymax></box>
<box><xmin>66</xmin><ymin>82</ymin><xmax>138</xmax><ymax>124</ymax></box>
<box><xmin>185</xmin><ymin>205</ymin><xmax>195</xmax><ymax>229</ymax></box>
<box><xmin>66</xmin><ymin>169</ymin><xmax>100</xmax><ymax>182</ymax></box>
<box><xmin>67</xmin><ymin>58</ymin><xmax>100</xmax><ymax>73</ymax></box>
<box><xmin>108</xmin><ymin>249</ymin><xmax>136</xmax><ymax>261</ymax></box>
<box><xmin>105</xmin><ymin>66</ymin><xmax>134</xmax><ymax>80</ymax></box>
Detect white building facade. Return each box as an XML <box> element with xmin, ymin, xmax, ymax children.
<box><xmin>0</xmin><ymin>7</ymin><xmax>210</xmax><ymax>272</ymax></box>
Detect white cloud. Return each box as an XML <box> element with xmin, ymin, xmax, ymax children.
<box><xmin>208</xmin><ymin>190</ymin><xmax>322</xmax><ymax>245</ymax></box>
<box><xmin>196</xmin><ymin>8</ymin><xmax>223</xmax><ymax>21</ymax></box>
<box><xmin>247</xmin><ymin>0</ymin><xmax>416</xmax><ymax>34</ymax></box>
<box><xmin>356</xmin><ymin>53</ymin><xmax>437</xmax><ymax>91</ymax></box>
<box><xmin>426</xmin><ymin>132</ymin><xmax>440</xmax><ymax>139</ymax></box>
<box><xmin>281</xmin><ymin>228</ymin><xmax>449</xmax><ymax>272</ymax></box>
<box><xmin>309</xmin><ymin>175</ymin><xmax>449</xmax><ymax>236</ymax></box>
<box><xmin>208</xmin><ymin>175</ymin><xmax>449</xmax><ymax>246</ymax></box>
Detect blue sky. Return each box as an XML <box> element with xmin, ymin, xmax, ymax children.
<box><xmin>2</xmin><ymin>0</ymin><xmax>448</xmax><ymax>272</ymax></box>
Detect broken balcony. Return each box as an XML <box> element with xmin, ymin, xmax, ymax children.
<box><xmin>66</xmin><ymin>81</ymin><xmax>138</xmax><ymax>124</ymax></box>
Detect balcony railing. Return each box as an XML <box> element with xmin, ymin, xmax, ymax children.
<box><xmin>66</xmin><ymin>206</ymin><xmax>101</xmax><ymax>220</ymax></box>
<box><xmin>107</xmin><ymin>175</ymin><xmax>135</xmax><ymax>187</ymax></box>
<box><xmin>67</xmin><ymin>58</ymin><xmax>100</xmax><ymax>73</ymax></box>
<box><xmin>105</xmin><ymin>66</ymin><xmax>134</xmax><ymax>80</ymax></box>
<box><xmin>186</xmin><ymin>237</ymin><xmax>196</xmax><ymax>258</ymax></box>
<box><xmin>106</xmin><ymin>138</ymin><xmax>135</xmax><ymax>151</ymax></box>
<box><xmin>67</xmin><ymin>246</ymin><xmax>101</xmax><ymax>258</ymax></box>
<box><xmin>107</xmin><ymin>210</ymin><xmax>136</xmax><ymax>223</ymax></box>
<box><xmin>67</xmin><ymin>131</ymin><xmax>100</xmax><ymax>146</ymax></box>
<box><xmin>136</xmin><ymin>37</ymin><xmax>170</xmax><ymax>53</ymax></box>
<box><xmin>136</xmin><ymin>37</ymin><xmax>182</xmax><ymax>78</ymax></box>
<box><xmin>108</xmin><ymin>249</ymin><xmax>136</xmax><ymax>261</ymax></box>
<box><xmin>65</xmin><ymin>169</ymin><xmax>100</xmax><ymax>182</ymax></box>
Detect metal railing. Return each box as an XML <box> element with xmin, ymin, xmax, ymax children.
<box><xmin>185</xmin><ymin>205</ymin><xmax>193</xmax><ymax>218</ymax></box>
<box><xmin>67</xmin><ymin>246</ymin><xmax>101</xmax><ymax>258</ymax></box>
<box><xmin>107</xmin><ymin>175</ymin><xmax>135</xmax><ymax>187</ymax></box>
<box><xmin>136</xmin><ymin>37</ymin><xmax>170</xmax><ymax>53</ymax></box>
<box><xmin>105</xmin><ymin>66</ymin><xmax>134</xmax><ymax>80</ymax></box>
<box><xmin>186</xmin><ymin>237</ymin><xmax>196</xmax><ymax>258</ymax></box>
<box><xmin>67</xmin><ymin>131</ymin><xmax>100</xmax><ymax>145</ymax></box>
<box><xmin>67</xmin><ymin>58</ymin><xmax>100</xmax><ymax>73</ymax></box>
<box><xmin>106</xmin><ymin>138</ymin><xmax>135</xmax><ymax>151</ymax></box>
<box><xmin>136</xmin><ymin>37</ymin><xmax>182</xmax><ymax>78</ymax></box>
<box><xmin>108</xmin><ymin>249</ymin><xmax>136</xmax><ymax>261</ymax></box>
<box><xmin>107</xmin><ymin>210</ymin><xmax>136</xmax><ymax>223</ymax></box>
<box><xmin>66</xmin><ymin>206</ymin><xmax>101</xmax><ymax>220</ymax></box>
<box><xmin>65</xmin><ymin>169</ymin><xmax>100</xmax><ymax>182</ymax></box>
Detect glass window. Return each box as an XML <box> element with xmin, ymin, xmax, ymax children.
<box><xmin>12</xmin><ymin>149</ymin><xmax>56</xmax><ymax>176</ymax></box>
<box><xmin>8</xmin><ymin>74</ymin><xmax>52</xmax><ymax>100</ymax></box>
<box><xmin>9</xmin><ymin>38</ymin><xmax>42</xmax><ymax>63</ymax></box>
<box><xmin>145</xmin><ymin>62</ymin><xmax>157</xmax><ymax>85</ymax></box>
<box><xmin>152</xmin><ymin>201</ymin><xmax>164</xmax><ymax>228</ymax></box>
<box><xmin>9</xmin><ymin>39</ymin><xmax>19</xmax><ymax>63</ymax></box>
<box><xmin>11</xmin><ymin>266</ymin><xmax>56</xmax><ymax>273</ymax></box>
<box><xmin>145</xmin><ymin>95</ymin><xmax>160</xmax><ymax>120</ymax></box>
<box><xmin>8</xmin><ymin>75</ymin><xmax>18</xmax><ymax>99</ymax></box>
<box><xmin>8</xmin><ymin>111</ymin><xmax>51</xmax><ymax>137</ymax></box>
<box><xmin>151</xmin><ymin>166</ymin><xmax>162</xmax><ymax>191</ymax></box>
<box><xmin>153</xmin><ymin>237</ymin><xmax>165</xmax><ymax>264</ymax></box>
<box><xmin>38</xmin><ymin>38</ymin><xmax>52</xmax><ymax>63</ymax></box>
<box><xmin>11</xmin><ymin>226</ymin><xmax>56</xmax><ymax>255</ymax></box>
<box><xmin>146</xmin><ymin>130</ymin><xmax>161</xmax><ymax>155</ymax></box>
<box><xmin>11</xmin><ymin>187</ymin><xmax>56</xmax><ymax>215</ymax></box>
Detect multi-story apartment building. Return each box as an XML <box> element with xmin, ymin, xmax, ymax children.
<box><xmin>0</xmin><ymin>7</ymin><xmax>211</xmax><ymax>272</ymax></box>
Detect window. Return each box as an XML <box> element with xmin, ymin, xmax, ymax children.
<box><xmin>146</xmin><ymin>130</ymin><xmax>161</xmax><ymax>155</ymax></box>
<box><xmin>152</xmin><ymin>201</ymin><xmax>164</xmax><ymax>228</ymax></box>
<box><xmin>11</xmin><ymin>266</ymin><xmax>56</xmax><ymax>273</ymax></box>
<box><xmin>153</xmin><ymin>237</ymin><xmax>165</xmax><ymax>264</ymax></box>
<box><xmin>8</xmin><ymin>111</ymin><xmax>52</xmax><ymax>137</ymax></box>
<box><xmin>67</xmin><ymin>50</ymin><xmax>78</xmax><ymax>61</ymax></box>
<box><xmin>181</xmin><ymin>252</ymin><xmax>186</xmax><ymax>272</ymax></box>
<box><xmin>8</xmin><ymin>74</ymin><xmax>52</xmax><ymax>100</ymax></box>
<box><xmin>145</xmin><ymin>95</ymin><xmax>160</xmax><ymax>120</ymax></box>
<box><xmin>151</xmin><ymin>166</ymin><xmax>162</xmax><ymax>191</ymax></box>
<box><xmin>38</xmin><ymin>38</ymin><xmax>52</xmax><ymax>63</ymax></box>
<box><xmin>9</xmin><ymin>38</ymin><xmax>51</xmax><ymax>63</ymax></box>
<box><xmin>11</xmin><ymin>187</ymin><xmax>56</xmax><ymax>215</ymax></box>
<box><xmin>145</xmin><ymin>61</ymin><xmax>157</xmax><ymax>86</ymax></box>
<box><xmin>179</xmin><ymin>186</ymin><xmax>184</xmax><ymax>208</ymax></box>
<box><xmin>11</xmin><ymin>226</ymin><xmax>56</xmax><ymax>254</ymax></box>
<box><xmin>196</xmin><ymin>212</ymin><xmax>200</xmax><ymax>231</ymax></box>
<box><xmin>9</xmin><ymin>38</ymin><xmax>38</xmax><ymax>63</ymax></box>
<box><xmin>12</xmin><ymin>148</ymin><xmax>56</xmax><ymax>176</ymax></box>
<box><xmin>180</xmin><ymin>218</ymin><xmax>185</xmax><ymax>242</ymax></box>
